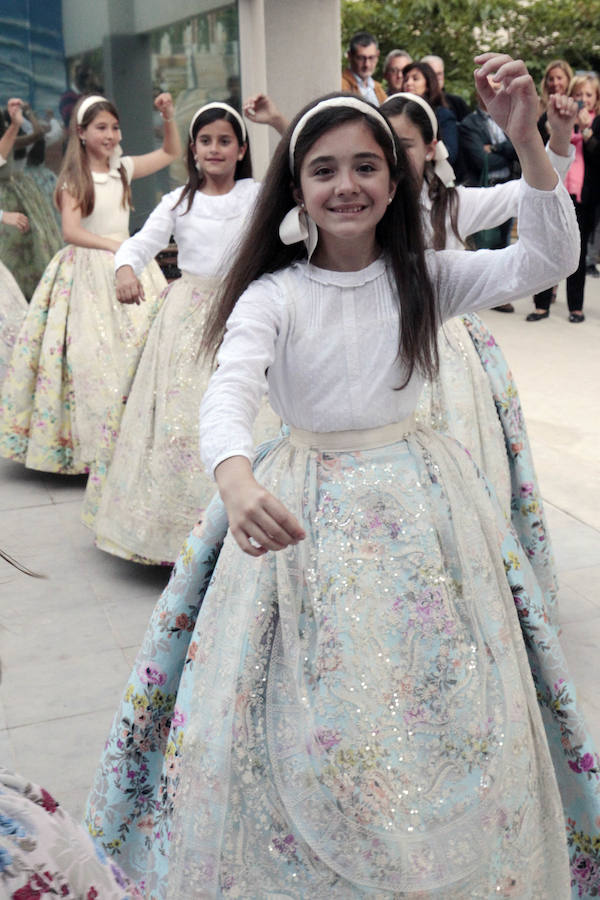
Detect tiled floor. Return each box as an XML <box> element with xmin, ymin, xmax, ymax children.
<box><xmin>1</xmin><ymin>279</ymin><xmax>599</xmax><ymax>822</ymax></box>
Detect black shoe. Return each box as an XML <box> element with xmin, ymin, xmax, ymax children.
<box><xmin>585</xmin><ymin>265</ymin><xmax>599</xmax><ymax>278</ymax></box>
<box><xmin>568</xmin><ymin>312</ymin><xmax>585</xmax><ymax>323</ymax></box>
<box><xmin>493</xmin><ymin>303</ymin><xmax>514</xmax><ymax>313</ymax></box>
<box><xmin>526</xmin><ymin>310</ymin><xmax>549</xmax><ymax>321</ymax></box>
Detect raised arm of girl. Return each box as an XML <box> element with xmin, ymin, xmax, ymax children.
<box><xmin>474</xmin><ymin>53</ymin><xmax>558</xmax><ymax>191</ymax></box>
<box><xmin>129</xmin><ymin>93</ymin><xmax>181</xmax><ymax>179</ymax></box>
<box><xmin>0</xmin><ymin>99</ymin><xmax>24</xmax><ymax>161</ymax></box>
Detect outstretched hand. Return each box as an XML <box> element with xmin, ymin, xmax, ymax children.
<box><xmin>2</xmin><ymin>211</ymin><xmax>29</xmax><ymax>232</ymax></box>
<box><xmin>474</xmin><ymin>53</ymin><xmax>539</xmax><ymax>146</ymax></box>
<box><xmin>215</xmin><ymin>456</ymin><xmax>305</xmax><ymax>557</ymax></box>
<box><xmin>116</xmin><ymin>265</ymin><xmax>145</xmax><ymax>305</ymax></box>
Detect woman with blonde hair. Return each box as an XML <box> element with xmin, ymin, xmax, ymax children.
<box><xmin>529</xmin><ymin>71</ymin><xmax>600</xmax><ymax>322</ymax></box>
<box><xmin>538</xmin><ymin>59</ymin><xmax>574</xmax><ymax>140</ymax></box>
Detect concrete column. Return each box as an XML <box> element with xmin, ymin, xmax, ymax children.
<box><xmin>102</xmin><ymin>0</ymin><xmax>157</xmax><ymax>230</ymax></box>
<box><xmin>239</xmin><ymin>0</ymin><xmax>340</xmax><ymax>177</ymax></box>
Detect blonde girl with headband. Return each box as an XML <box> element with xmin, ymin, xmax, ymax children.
<box><xmin>0</xmin><ymin>92</ymin><xmax>180</xmax><ymax>475</ymax></box>
<box><xmin>83</xmin><ymin>102</ymin><xmax>279</xmax><ymax>564</ymax></box>
<box><xmin>87</xmin><ymin>55</ymin><xmax>599</xmax><ymax>898</ymax></box>
<box><xmin>382</xmin><ymin>90</ymin><xmax>578</xmax><ymax>625</ymax></box>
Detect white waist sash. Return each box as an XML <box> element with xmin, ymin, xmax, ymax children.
<box><xmin>288</xmin><ymin>416</ymin><xmax>416</xmax><ymax>451</ymax></box>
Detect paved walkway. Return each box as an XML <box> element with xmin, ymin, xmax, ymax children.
<box><xmin>1</xmin><ymin>277</ymin><xmax>599</xmax><ymax>822</ymax></box>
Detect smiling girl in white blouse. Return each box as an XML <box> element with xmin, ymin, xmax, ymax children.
<box><xmin>85</xmin><ymin>102</ymin><xmax>279</xmax><ymax>564</ymax></box>
<box><xmin>87</xmin><ymin>55</ymin><xmax>600</xmax><ymax>899</ymax></box>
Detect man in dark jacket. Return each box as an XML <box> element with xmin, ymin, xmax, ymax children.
<box><xmin>459</xmin><ymin>104</ymin><xmax>520</xmax><ymax>311</ymax></box>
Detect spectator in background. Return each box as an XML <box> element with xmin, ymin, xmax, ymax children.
<box><xmin>459</xmin><ymin>92</ymin><xmax>521</xmax><ymax>312</ymax></box>
<box><xmin>383</xmin><ymin>49</ymin><xmax>412</xmax><ymax>95</ymax></box>
<box><xmin>421</xmin><ymin>54</ymin><xmax>471</xmax><ymax>122</ymax></box>
<box><xmin>528</xmin><ymin>73</ymin><xmax>600</xmax><ymax>323</ymax></box>
<box><xmin>402</xmin><ymin>60</ymin><xmax>459</xmax><ymax>167</ymax></box>
<box><xmin>341</xmin><ymin>31</ymin><xmax>387</xmax><ymax>106</ymax></box>
<box><xmin>537</xmin><ymin>59</ymin><xmax>573</xmax><ymax>143</ymax></box>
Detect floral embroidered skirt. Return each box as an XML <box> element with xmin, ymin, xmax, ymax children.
<box><xmin>83</xmin><ymin>273</ymin><xmax>281</xmax><ymax>565</ymax></box>
<box><xmin>0</xmin><ymin>767</ymin><xmax>143</xmax><ymax>898</ymax></box>
<box><xmin>86</xmin><ymin>430</ymin><xmax>600</xmax><ymax>898</ymax></box>
<box><xmin>0</xmin><ymin>261</ymin><xmax>27</xmax><ymax>386</ymax></box>
<box><xmin>0</xmin><ymin>173</ymin><xmax>62</xmax><ymax>299</ymax></box>
<box><xmin>417</xmin><ymin>313</ymin><xmax>559</xmax><ymax>625</ymax></box>
<box><xmin>0</xmin><ymin>244</ymin><xmax>166</xmax><ymax>474</ymax></box>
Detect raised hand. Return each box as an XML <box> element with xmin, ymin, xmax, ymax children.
<box><xmin>474</xmin><ymin>53</ymin><xmax>539</xmax><ymax>146</ymax></box>
<box><xmin>243</xmin><ymin>94</ymin><xmax>288</xmax><ymax>135</ymax></box>
<box><xmin>547</xmin><ymin>93</ymin><xmax>579</xmax><ymax>155</ymax></box>
<box><xmin>6</xmin><ymin>98</ymin><xmax>24</xmax><ymax>128</ymax></box>
<box><xmin>154</xmin><ymin>93</ymin><xmax>175</xmax><ymax>121</ymax></box>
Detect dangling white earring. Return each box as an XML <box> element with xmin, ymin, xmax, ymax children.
<box><xmin>194</xmin><ymin>157</ymin><xmax>201</xmax><ymax>172</ymax></box>
<box><xmin>387</xmin><ymin>196</ymin><xmax>393</xmax><ymax>205</ymax></box>
<box><xmin>80</xmin><ymin>138</ymin><xmax>86</xmax><ymax>147</ymax></box>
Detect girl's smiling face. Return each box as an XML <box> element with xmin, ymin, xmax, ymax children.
<box><xmin>193</xmin><ymin>118</ymin><xmax>245</xmax><ymax>183</ymax></box>
<box><xmin>387</xmin><ymin>113</ymin><xmax>435</xmax><ymax>183</ymax></box>
<box><xmin>79</xmin><ymin>110</ymin><xmax>121</xmax><ymax>165</ymax></box>
<box><xmin>296</xmin><ymin>119</ymin><xmax>395</xmax><ymax>269</ymax></box>
<box><xmin>546</xmin><ymin>66</ymin><xmax>570</xmax><ymax>97</ymax></box>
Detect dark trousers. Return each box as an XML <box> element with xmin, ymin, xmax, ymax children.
<box><xmin>533</xmin><ymin>197</ymin><xmax>593</xmax><ymax>312</ymax></box>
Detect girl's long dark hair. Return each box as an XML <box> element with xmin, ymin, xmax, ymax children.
<box><xmin>402</xmin><ymin>61</ymin><xmax>446</xmax><ymax>109</ymax></box>
<box><xmin>174</xmin><ymin>107</ymin><xmax>252</xmax><ymax>214</ymax></box>
<box><xmin>203</xmin><ymin>93</ymin><xmax>440</xmax><ymax>387</ymax></box>
<box><xmin>382</xmin><ymin>95</ymin><xmax>461</xmax><ymax>251</ymax></box>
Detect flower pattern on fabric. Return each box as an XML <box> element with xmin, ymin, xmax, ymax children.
<box><xmin>86</xmin><ymin>433</ymin><xmax>599</xmax><ymax>898</ymax></box>
<box><xmin>0</xmin><ymin>768</ymin><xmax>142</xmax><ymax>898</ymax></box>
<box><xmin>461</xmin><ymin>312</ymin><xmax>559</xmax><ymax>624</ymax></box>
<box><xmin>0</xmin><ymin>262</ymin><xmax>27</xmax><ymax>386</ymax></box>
<box><xmin>0</xmin><ymin>244</ymin><xmax>165</xmax><ymax>474</ymax></box>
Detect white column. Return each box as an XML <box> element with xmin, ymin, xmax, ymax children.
<box><xmin>239</xmin><ymin>0</ymin><xmax>340</xmax><ymax>177</ymax></box>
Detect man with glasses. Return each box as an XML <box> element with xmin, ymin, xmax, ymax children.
<box><xmin>341</xmin><ymin>31</ymin><xmax>387</xmax><ymax>106</ymax></box>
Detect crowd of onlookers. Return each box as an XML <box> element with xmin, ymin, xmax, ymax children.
<box><xmin>341</xmin><ymin>30</ymin><xmax>600</xmax><ymax>320</ymax></box>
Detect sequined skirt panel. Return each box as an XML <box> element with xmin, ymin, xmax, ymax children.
<box><xmin>0</xmin><ymin>261</ymin><xmax>27</xmax><ymax>385</ymax></box>
<box><xmin>85</xmin><ymin>275</ymin><xmax>281</xmax><ymax>564</ymax></box>
<box><xmin>0</xmin><ymin>245</ymin><xmax>166</xmax><ymax>473</ymax></box>
<box><xmin>87</xmin><ymin>430</ymin><xmax>585</xmax><ymax>899</ymax></box>
<box><xmin>416</xmin><ymin>315</ymin><xmax>511</xmax><ymax>512</ymax></box>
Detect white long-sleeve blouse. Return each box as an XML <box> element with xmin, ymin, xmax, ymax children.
<box><xmin>114</xmin><ymin>178</ymin><xmax>261</xmax><ymax>277</ymax></box>
<box><xmin>420</xmin><ymin>146</ymin><xmax>575</xmax><ymax>250</ymax></box>
<box><xmin>199</xmin><ymin>178</ymin><xmax>579</xmax><ymax>475</ymax></box>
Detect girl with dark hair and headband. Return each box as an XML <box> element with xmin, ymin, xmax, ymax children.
<box><xmin>0</xmin><ymin>92</ymin><xmax>180</xmax><ymax>476</ymax></box>
<box><xmin>84</xmin><ymin>102</ymin><xmax>279</xmax><ymax>564</ymax></box>
<box><xmin>88</xmin><ymin>55</ymin><xmax>599</xmax><ymax>898</ymax></box>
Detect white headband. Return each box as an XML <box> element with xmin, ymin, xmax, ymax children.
<box><xmin>383</xmin><ymin>92</ymin><xmax>456</xmax><ymax>188</ymax></box>
<box><xmin>188</xmin><ymin>102</ymin><xmax>247</xmax><ymax>142</ymax></box>
<box><xmin>288</xmin><ymin>96</ymin><xmax>398</xmax><ymax>173</ymax></box>
<box><xmin>77</xmin><ymin>95</ymin><xmax>109</xmax><ymax>125</ymax></box>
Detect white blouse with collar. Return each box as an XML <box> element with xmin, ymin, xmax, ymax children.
<box><xmin>114</xmin><ymin>179</ymin><xmax>261</xmax><ymax>278</ymax></box>
<box><xmin>420</xmin><ymin>146</ymin><xmax>575</xmax><ymax>250</ymax></box>
<box><xmin>80</xmin><ymin>156</ymin><xmax>134</xmax><ymax>241</ymax></box>
<box><xmin>199</xmin><ymin>178</ymin><xmax>578</xmax><ymax>475</ymax></box>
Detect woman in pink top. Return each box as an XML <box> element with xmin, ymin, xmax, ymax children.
<box><xmin>528</xmin><ymin>73</ymin><xmax>599</xmax><ymax>322</ymax></box>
